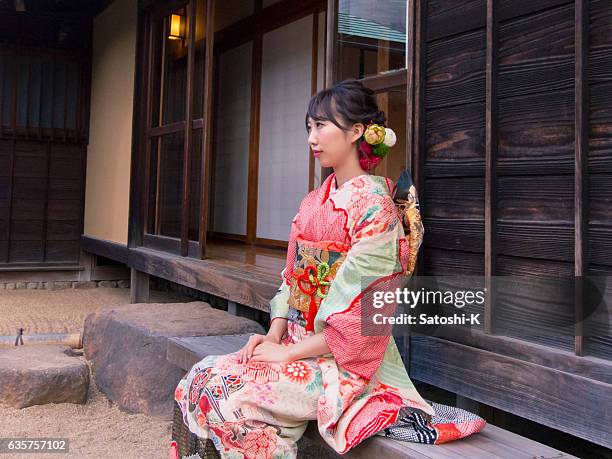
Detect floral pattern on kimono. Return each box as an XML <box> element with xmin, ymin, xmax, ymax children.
<box><xmin>174</xmin><ymin>172</ymin><xmax>485</xmax><ymax>459</ymax></box>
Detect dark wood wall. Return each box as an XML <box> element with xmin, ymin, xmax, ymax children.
<box><xmin>0</xmin><ymin>15</ymin><xmax>92</xmax><ymax>267</ymax></box>
<box><xmin>408</xmin><ymin>2</ymin><xmax>612</xmax><ymax>447</ymax></box>
<box><xmin>0</xmin><ymin>139</ymin><xmax>85</xmax><ymax>265</ymax></box>
<box><xmin>417</xmin><ymin>0</ymin><xmax>611</xmax><ymax>359</ymax></box>
<box><xmin>586</xmin><ymin>0</ymin><xmax>612</xmax><ymax>359</ymax></box>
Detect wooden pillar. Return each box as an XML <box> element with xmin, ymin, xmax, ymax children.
<box><xmin>130</xmin><ymin>268</ymin><xmax>150</xmax><ymax>304</ymax></box>
<box><xmin>484</xmin><ymin>0</ymin><xmax>499</xmax><ymax>334</ymax></box>
<box><xmin>227</xmin><ymin>300</ymin><xmax>260</xmax><ymax>321</ymax></box>
<box><xmin>78</xmin><ymin>250</ymin><xmax>94</xmax><ymax>281</ymax></box>
<box><xmin>574</xmin><ymin>0</ymin><xmax>589</xmax><ymax>356</ymax></box>
<box><xmin>197</xmin><ymin>0</ymin><xmax>217</xmax><ymax>259</ymax></box>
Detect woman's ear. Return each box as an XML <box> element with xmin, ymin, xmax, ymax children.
<box><xmin>349</xmin><ymin>122</ymin><xmax>365</xmax><ymax>143</ymax></box>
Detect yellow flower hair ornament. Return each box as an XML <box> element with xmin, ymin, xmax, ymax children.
<box><xmin>358</xmin><ymin>122</ymin><xmax>397</xmax><ymax>170</ymax></box>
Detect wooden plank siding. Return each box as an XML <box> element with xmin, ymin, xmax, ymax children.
<box><xmin>408</xmin><ymin>0</ymin><xmax>611</xmax><ymax>448</ymax></box>
<box><xmin>416</xmin><ymin>0</ymin><xmax>612</xmax><ymax>359</ymax></box>
<box><xmin>410</xmin><ymin>336</ymin><xmax>612</xmax><ymax>447</ymax></box>
<box><xmin>586</xmin><ymin>0</ymin><xmax>612</xmax><ymax>360</ymax></box>
<box><xmin>0</xmin><ymin>139</ymin><xmax>86</xmax><ymax>266</ymax></box>
<box><xmin>0</xmin><ymin>29</ymin><xmax>91</xmax><ymax>267</ymax></box>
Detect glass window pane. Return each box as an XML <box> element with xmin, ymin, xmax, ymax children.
<box><xmin>338</xmin><ymin>0</ymin><xmax>407</xmax><ymax>80</ymax></box>
<box><xmin>162</xmin><ymin>5</ymin><xmax>188</xmax><ymax>125</ymax></box>
<box><xmin>151</xmin><ymin>4</ymin><xmax>189</xmax><ymax>126</ymax></box>
<box><xmin>146</xmin><ymin>140</ymin><xmax>158</xmax><ymax>234</ymax></box>
<box><xmin>147</xmin><ymin>132</ymin><xmax>184</xmax><ymax>238</ymax></box>
<box><xmin>189</xmin><ymin>129</ymin><xmax>202</xmax><ymax>241</ymax></box>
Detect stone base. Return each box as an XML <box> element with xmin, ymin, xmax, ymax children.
<box><xmin>0</xmin><ymin>280</ymin><xmax>130</xmax><ymax>290</ymax></box>
<box><xmin>83</xmin><ymin>301</ymin><xmax>265</xmax><ymax>420</ymax></box>
<box><xmin>0</xmin><ymin>344</ymin><xmax>89</xmax><ymax>409</ymax></box>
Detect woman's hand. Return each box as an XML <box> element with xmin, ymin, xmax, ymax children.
<box><xmin>238</xmin><ymin>334</ymin><xmax>279</xmax><ymax>363</ymax></box>
<box><xmin>250</xmin><ymin>341</ymin><xmax>293</xmax><ymax>363</ymax></box>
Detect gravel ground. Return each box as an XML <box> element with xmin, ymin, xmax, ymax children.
<box><xmin>0</xmin><ymin>287</ymin><xmax>189</xmax><ymax>336</ymax></box>
<box><xmin>0</xmin><ymin>287</ymin><xmax>193</xmax><ymax>459</ymax></box>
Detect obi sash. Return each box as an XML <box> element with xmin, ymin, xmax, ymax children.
<box><xmin>287</xmin><ymin>236</ymin><xmax>350</xmax><ymax>332</ymax></box>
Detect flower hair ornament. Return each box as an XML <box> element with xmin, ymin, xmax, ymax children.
<box><xmin>358</xmin><ymin>122</ymin><xmax>397</xmax><ymax>171</ymax></box>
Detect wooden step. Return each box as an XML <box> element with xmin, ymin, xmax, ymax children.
<box><xmin>167</xmin><ymin>334</ymin><xmax>577</xmax><ymax>459</ymax></box>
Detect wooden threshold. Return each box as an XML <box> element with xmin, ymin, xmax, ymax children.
<box><xmin>81</xmin><ymin>235</ymin><xmax>129</xmax><ymax>264</ymax></box>
<box><xmin>81</xmin><ymin>235</ymin><xmax>285</xmax><ymax>311</ymax></box>
<box><xmin>128</xmin><ymin>240</ymin><xmax>284</xmax><ymax>312</ymax></box>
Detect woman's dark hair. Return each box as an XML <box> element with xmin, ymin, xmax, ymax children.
<box><xmin>305</xmin><ymin>79</ymin><xmax>386</xmax><ymax>133</ymax></box>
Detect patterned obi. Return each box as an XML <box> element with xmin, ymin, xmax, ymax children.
<box><xmin>287</xmin><ymin>236</ymin><xmax>350</xmax><ymax>332</ymax></box>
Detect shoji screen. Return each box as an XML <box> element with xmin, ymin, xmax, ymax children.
<box><xmin>211</xmin><ymin>41</ymin><xmax>252</xmax><ymax>235</ymax></box>
<box><xmin>257</xmin><ymin>15</ymin><xmax>313</xmax><ymax>241</ymax></box>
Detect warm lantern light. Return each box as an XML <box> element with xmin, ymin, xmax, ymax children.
<box><xmin>168</xmin><ymin>14</ymin><xmax>184</xmax><ymax>40</ymax></box>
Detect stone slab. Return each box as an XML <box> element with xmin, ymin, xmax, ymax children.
<box><xmin>83</xmin><ymin>301</ymin><xmax>265</xmax><ymax>420</ymax></box>
<box><xmin>0</xmin><ymin>344</ymin><xmax>89</xmax><ymax>409</ymax></box>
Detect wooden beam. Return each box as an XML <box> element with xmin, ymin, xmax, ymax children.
<box><xmin>309</xmin><ymin>11</ymin><xmax>318</xmax><ymax>192</ymax></box>
<box><xmin>128</xmin><ymin>246</ymin><xmax>279</xmax><ymax>312</ymax></box>
<box><xmin>325</xmin><ymin>0</ymin><xmax>337</xmax><ymax>87</ymax></box>
<box><xmin>81</xmin><ymin>235</ymin><xmax>129</xmax><ymax>264</ymax></box>
<box><xmin>406</xmin><ymin>0</ymin><xmax>416</xmax><ymax>174</ymax></box>
<box><xmin>142</xmin><ymin>233</ymin><xmax>199</xmax><ymax>257</ymax></box>
<box><xmin>128</xmin><ymin>8</ymin><xmax>151</xmax><ymax>248</ymax></box>
<box><xmin>321</xmin><ymin>0</ymin><xmax>338</xmax><ymax>184</ymax></box>
<box><xmin>213</xmin><ymin>0</ymin><xmax>324</xmax><ymax>52</ymax></box>
<box><xmin>147</xmin><ymin>121</ymin><xmax>184</xmax><ymax>137</ymax></box>
<box><xmin>197</xmin><ymin>0</ymin><xmax>216</xmax><ymax>258</ymax></box>
<box><xmin>246</xmin><ymin>1</ymin><xmax>263</xmax><ymax>246</ymax></box>
<box><xmin>180</xmin><ymin>1</ymin><xmax>196</xmax><ymax>256</ymax></box>
<box><xmin>360</xmin><ymin>69</ymin><xmax>407</xmax><ymax>93</ymax></box>
<box><xmin>484</xmin><ymin>0</ymin><xmax>498</xmax><ymax>334</ymax></box>
<box><xmin>154</xmin><ymin>18</ymin><xmax>167</xmax><ymax>235</ymax></box>
<box><xmin>574</xmin><ymin>0</ymin><xmax>589</xmax><ymax>356</ymax></box>
<box><xmin>412</xmin><ymin>0</ymin><xmax>426</xmax><ymax>276</ymax></box>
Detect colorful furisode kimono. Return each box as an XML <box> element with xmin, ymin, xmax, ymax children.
<box><xmin>174</xmin><ymin>172</ymin><xmax>486</xmax><ymax>458</ymax></box>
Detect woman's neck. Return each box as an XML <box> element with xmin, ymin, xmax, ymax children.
<box><xmin>333</xmin><ymin>163</ymin><xmax>369</xmax><ymax>189</ymax></box>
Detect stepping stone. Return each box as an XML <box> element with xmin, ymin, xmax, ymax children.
<box><xmin>83</xmin><ymin>301</ymin><xmax>265</xmax><ymax>420</ymax></box>
<box><xmin>0</xmin><ymin>344</ymin><xmax>89</xmax><ymax>409</ymax></box>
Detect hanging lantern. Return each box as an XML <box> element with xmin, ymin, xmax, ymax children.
<box><xmin>168</xmin><ymin>14</ymin><xmax>185</xmax><ymax>41</ymax></box>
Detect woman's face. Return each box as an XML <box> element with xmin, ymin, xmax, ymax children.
<box><xmin>306</xmin><ymin>117</ymin><xmax>364</xmax><ymax>168</ymax></box>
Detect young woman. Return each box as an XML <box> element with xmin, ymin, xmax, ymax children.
<box><xmin>172</xmin><ymin>79</ymin><xmax>486</xmax><ymax>458</ymax></box>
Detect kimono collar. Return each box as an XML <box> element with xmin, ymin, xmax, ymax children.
<box><xmin>327</xmin><ymin>172</ymin><xmax>395</xmax><ymax>198</ymax></box>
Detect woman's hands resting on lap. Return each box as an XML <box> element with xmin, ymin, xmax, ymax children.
<box><xmin>238</xmin><ymin>317</ymin><xmax>332</xmax><ymax>363</ymax></box>
<box><xmin>250</xmin><ymin>341</ymin><xmax>293</xmax><ymax>363</ymax></box>
<box><xmin>238</xmin><ymin>318</ymin><xmax>290</xmax><ymax>363</ymax></box>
